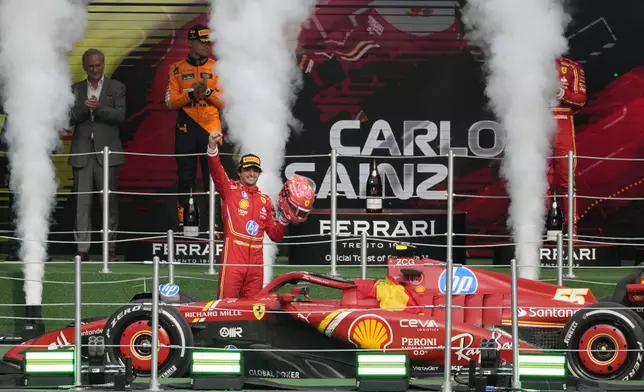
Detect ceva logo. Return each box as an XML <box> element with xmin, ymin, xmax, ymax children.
<box><xmin>438</xmin><ymin>266</ymin><xmax>478</xmax><ymax>295</ymax></box>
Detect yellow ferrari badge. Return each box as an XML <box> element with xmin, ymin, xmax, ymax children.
<box><xmin>253</xmin><ymin>304</ymin><xmax>265</xmax><ymax>320</ymax></box>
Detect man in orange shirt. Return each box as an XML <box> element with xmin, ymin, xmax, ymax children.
<box><xmin>550</xmin><ymin>56</ymin><xmax>587</xmax><ymax>235</ymax></box>
<box><xmin>165</xmin><ymin>24</ymin><xmax>224</xmax><ymax>229</ymax></box>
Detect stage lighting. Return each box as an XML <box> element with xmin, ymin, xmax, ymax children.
<box><xmin>190</xmin><ymin>349</ymin><xmax>244</xmax><ymax>390</ymax></box>
<box><xmin>22</xmin><ymin>349</ymin><xmax>75</xmax><ymax>387</ymax></box>
<box><xmin>518</xmin><ymin>354</ymin><xmax>567</xmax><ymax>378</ymax></box>
<box><xmin>514</xmin><ymin>353</ymin><xmax>570</xmax><ymax>391</ymax></box>
<box><xmin>356</xmin><ymin>352</ymin><xmax>408</xmax><ymax>392</ymax></box>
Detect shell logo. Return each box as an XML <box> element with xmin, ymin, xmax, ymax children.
<box><xmin>239</xmin><ymin>199</ymin><xmax>249</xmax><ymax>209</ymax></box>
<box><xmin>348</xmin><ymin>314</ymin><xmax>393</xmax><ymax>350</ymax></box>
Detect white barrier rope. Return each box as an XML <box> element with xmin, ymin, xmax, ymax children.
<box><xmin>0</xmin><ymin>315</ymin><xmax>73</xmax><ymax>321</ymax></box>
<box><xmin>0</xmin><ymin>190</ymin><xmax>101</xmax><ymax>195</ymax></box>
<box><xmin>578</xmin><ymin>194</ymin><xmax>644</xmax><ymax>201</ymax></box>
<box><xmin>577</xmin><ymin>238</ymin><xmax>644</xmax><ymax>246</ymax></box>
<box><xmin>577</xmin><ymin>154</ymin><xmax>644</xmax><ymax>162</ymax></box>
<box><xmin>0</xmin><ymin>234</ymin><xmax>167</xmax><ymax>244</ymax></box>
<box><xmin>4</xmin><ymin>150</ymin><xmax>641</xmax><ymax>161</ymax></box>
<box><xmin>112</xmin><ymin>190</ymin><xmax>210</xmax><ymax>196</ymax></box>
<box><xmin>0</xmin><ymin>234</ymin><xmax>365</xmax><ymax>246</ymax></box>
<box><xmin>0</xmin><ymin>275</ymin><xmax>175</xmax><ymax>285</ymax></box>
<box><xmin>0</xmin><ymin>228</ymin><xmax>634</xmax><ymax>243</ymax></box>
<box><xmin>453</xmin><ymin>193</ymin><xmax>561</xmax><ymax>199</ymax></box>
<box><xmin>0</xmin><ymin>229</ymin><xmax>103</xmax><ymax>235</ymax></box>
<box><xmin>0</xmin><ymin>260</ymin><xmax>637</xmax><ymax>270</ymax></box>
<box><xmin>576</xmin><ymin>234</ymin><xmax>644</xmax><ymax>241</ymax></box>
<box><xmin>1</xmin><ymin>341</ymin><xmax>639</xmax><ymax>354</ymax></box>
<box><xmin>116</xmin><ymin>151</ymin><xmax>331</xmax><ymax>158</ymax></box>
<box><xmin>0</xmin><ymin>301</ymin><xmax>631</xmax><ymax>313</ymax></box>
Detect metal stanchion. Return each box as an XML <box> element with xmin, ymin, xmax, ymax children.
<box><xmin>74</xmin><ymin>255</ymin><xmax>82</xmax><ymax>388</ymax></box>
<box><xmin>360</xmin><ymin>231</ymin><xmax>367</xmax><ymax>280</ymax></box>
<box><xmin>557</xmin><ymin>232</ymin><xmax>564</xmax><ymax>286</ymax></box>
<box><xmin>149</xmin><ymin>256</ymin><xmax>161</xmax><ymax>391</ymax></box>
<box><xmin>167</xmin><ymin>230</ymin><xmax>174</xmax><ymax>284</ymax></box>
<box><xmin>100</xmin><ymin>147</ymin><xmax>111</xmax><ymax>274</ymax></box>
<box><xmin>565</xmin><ymin>151</ymin><xmax>576</xmax><ymax>278</ymax></box>
<box><xmin>206</xmin><ymin>178</ymin><xmax>217</xmax><ymax>275</ymax></box>
<box><xmin>329</xmin><ymin>149</ymin><xmax>339</xmax><ymax>277</ymax></box>
<box><xmin>510</xmin><ymin>258</ymin><xmax>521</xmax><ymax>391</ymax></box>
<box><xmin>442</xmin><ymin>150</ymin><xmax>455</xmax><ymax>392</ymax></box>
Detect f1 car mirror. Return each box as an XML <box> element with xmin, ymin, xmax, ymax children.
<box><xmin>290</xmin><ymin>285</ymin><xmax>312</xmax><ymax>302</ymax></box>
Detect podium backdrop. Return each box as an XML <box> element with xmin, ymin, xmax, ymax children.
<box><xmin>288</xmin><ymin>209</ymin><xmax>467</xmax><ymax>265</ymax></box>
<box><xmin>1</xmin><ymin>1</ymin><xmax>643</xmax><ymax>263</ymax></box>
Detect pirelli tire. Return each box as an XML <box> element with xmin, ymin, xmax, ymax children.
<box><xmin>560</xmin><ymin>302</ymin><xmax>644</xmax><ymax>381</ymax></box>
<box><xmin>102</xmin><ymin>302</ymin><xmax>194</xmax><ymax>379</ymax></box>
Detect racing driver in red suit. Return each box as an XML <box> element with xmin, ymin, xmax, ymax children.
<box><xmin>550</xmin><ymin>56</ymin><xmax>587</xmax><ymax>234</ymax></box>
<box><xmin>206</xmin><ymin>131</ymin><xmax>289</xmax><ymax>299</ymax></box>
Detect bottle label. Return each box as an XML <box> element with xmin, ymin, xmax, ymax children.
<box><xmin>546</xmin><ymin>229</ymin><xmax>562</xmax><ymax>242</ymax></box>
<box><xmin>366</xmin><ymin>198</ymin><xmax>382</xmax><ymax>210</ymax></box>
<box><xmin>184</xmin><ymin>225</ymin><xmax>199</xmax><ymax>237</ymax></box>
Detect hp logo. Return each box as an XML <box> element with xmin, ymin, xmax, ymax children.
<box><xmin>159</xmin><ymin>283</ymin><xmax>180</xmax><ymax>297</ymax></box>
<box><xmin>246</xmin><ymin>220</ymin><xmax>259</xmax><ymax>236</ymax></box>
<box><xmin>438</xmin><ymin>267</ymin><xmax>478</xmax><ymax>295</ymax></box>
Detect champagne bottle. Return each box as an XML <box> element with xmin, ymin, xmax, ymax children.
<box><xmin>183</xmin><ymin>188</ymin><xmax>200</xmax><ymax>237</ymax></box>
<box><xmin>366</xmin><ymin>159</ymin><xmax>383</xmax><ymax>213</ymax></box>
<box><xmin>546</xmin><ymin>193</ymin><xmax>563</xmax><ymax>242</ymax></box>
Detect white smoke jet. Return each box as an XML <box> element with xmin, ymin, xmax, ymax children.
<box><xmin>208</xmin><ymin>0</ymin><xmax>317</xmax><ymax>285</ymax></box>
<box><xmin>0</xmin><ymin>0</ymin><xmax>88</xmax><ymax>305</ymax></box>
<box><xmin>462</xmin><ymin>0</ymin><xmax>570</xmax><ymax>280</ymax></box>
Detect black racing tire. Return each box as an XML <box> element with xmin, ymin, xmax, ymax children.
<box><xmin>560</xmin><ymin>302</ymin><xmax>644</xmax><ymax>381</ymax></box>
<box><xmin>102</xmin><ymin>302</ymin><xmax>194</xmax><ymax>379</ymax></box>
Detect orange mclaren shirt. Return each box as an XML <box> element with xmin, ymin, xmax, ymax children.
<box><xmin>165</xmin><ymin>56</ymin><xmax>224</xmax><ymax>133</ymax></box>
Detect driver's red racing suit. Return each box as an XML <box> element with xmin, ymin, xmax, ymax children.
<box><xmin>207</xmin><ymin>147</ymin><xmax>288</xmax><ymax>299</ymax></box>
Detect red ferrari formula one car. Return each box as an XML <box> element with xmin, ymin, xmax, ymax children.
<box><xmin>3</xmin><ymin>256</ymin><xmax>644</xmax><ymax>383</ymax></box>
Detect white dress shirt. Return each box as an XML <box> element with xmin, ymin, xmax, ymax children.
<box><xmin>86</xmin><ymin>75</ymin><xmax>104</xmax><ymax>137</ymax></box>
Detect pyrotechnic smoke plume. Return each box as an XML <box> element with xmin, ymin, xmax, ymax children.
<box><xmin>208</xmin><ymin>0</ymin><xmax>317</xmax><ymax>285</ymax></box>
<box><xmin>0</xmin><ymin>0</ymin><xmax>88</xmax><ymax>305</ymax></box>
<box><xmin>462</xmin><ymin>0</ymin><xmax>570</xmax><ymax>279</ymax></box>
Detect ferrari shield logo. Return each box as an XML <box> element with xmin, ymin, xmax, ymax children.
<box><xmin>253</xmin><ymin>304</ymin><xmax>265</xmax><ymax>320</ymax></box>
<box><xmin>561</xmin><ymin>66</ymin><xmax>568</xmax><ymax>74</ymax></box>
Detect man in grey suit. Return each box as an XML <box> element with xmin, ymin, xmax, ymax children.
<box><xmin>69</xmin><ymin>48</ymin><xmax>126</xmax><ymax>261</ymax></box>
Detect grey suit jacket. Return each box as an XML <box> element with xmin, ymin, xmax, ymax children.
<box><xmin>68</xmin><ymin>77</ymin><xmax>126</xmax><ymax>168</ymax></box>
